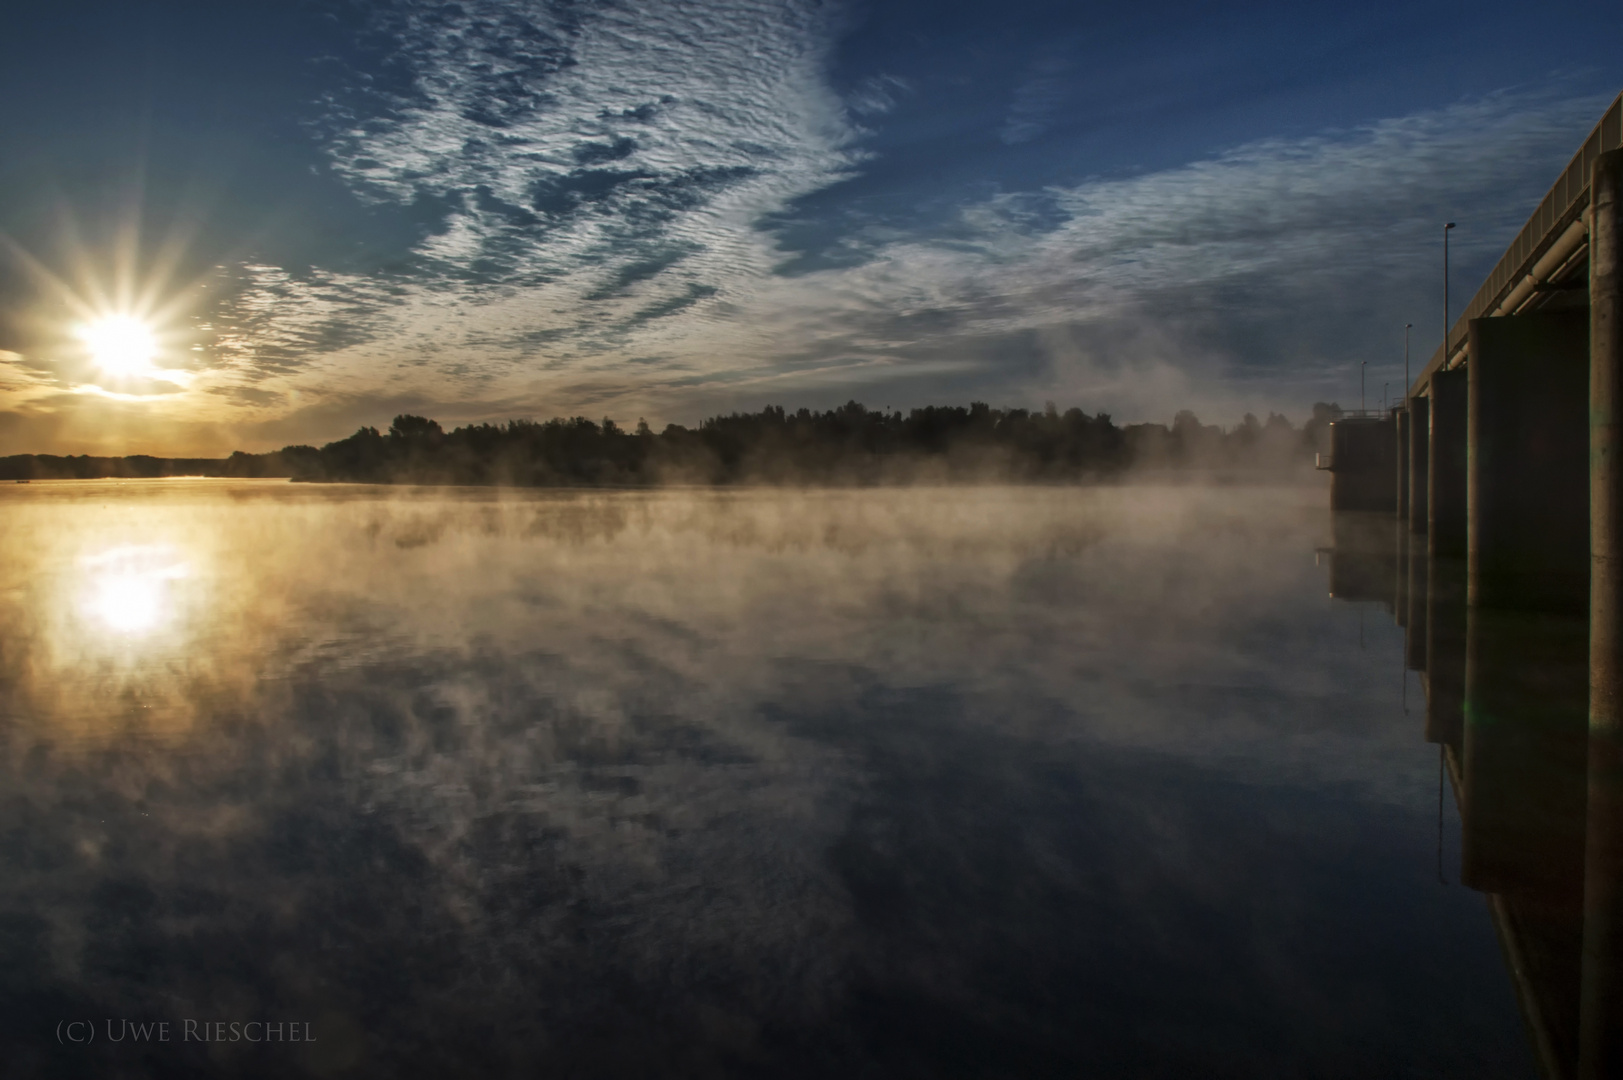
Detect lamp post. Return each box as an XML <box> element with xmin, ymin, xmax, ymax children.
<box><xmin>1444</xmin><ymin>223</ymin><xmax>1456</xmax><ymax>365</ymax></box>
<box><xmin>1404</xmin><ymin>323</ymin><xmax>1413</xmax><ymax>397</ymax></box>
<box><xmin>1362</xmin><ymin>360</ymin><xmax>1367</xmax><ymax>414</ymax></box>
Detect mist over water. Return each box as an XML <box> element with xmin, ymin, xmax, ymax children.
<box><xmin>1</xmin><ymin>481</ymin><xmax>1530</xmax><ymax>1077</ymax></box>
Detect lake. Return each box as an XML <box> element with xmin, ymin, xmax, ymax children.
<box><xmin>0</xmin><ymin>480</ymin><xmax>1534</xmax><ymax>1077</ymax></box>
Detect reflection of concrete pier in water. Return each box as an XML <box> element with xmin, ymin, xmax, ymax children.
<box><xmin>1324</xmin><ymin>95</ymin><xmax>1623</xmax><ymax>1079</ymax></box>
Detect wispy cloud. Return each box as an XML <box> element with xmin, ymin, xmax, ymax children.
<box><xmin>847</xmin><ymin>73</ymin><xmax>912</xmax><ymax>117</ymax></box>
<box><xmin>215</xmin><ymin>79</ymin><xmax>1616</xmax><ymax>433</ymax></box>
<box><xmin>6</xmin><ymin>0</ymin><xmax>1606</xmax><ymax>457</ymax></box>
<box><xmin>680</xmin><ymin>84</ymin><xmax>1609</xmax><ymax>420</ymax></box>
<box><xmin>185</xmin><ymin>0</ymin><xmax>866</xmax><ymax>419</ymax></box>
<box><xmin>1000</xmin><ymin>48</ymin><xmax>1073</xmax><ymax>145</ymax></box>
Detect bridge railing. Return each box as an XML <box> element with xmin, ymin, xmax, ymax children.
<box><xmin>1413</xmin><ymin>92</ymin><xmax>1623</xmax><ymax>396</ymax></box>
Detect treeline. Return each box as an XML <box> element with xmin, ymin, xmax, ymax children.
<box><xmin>0</xmin><ymin>452</ymin><xmax>296</xmax><ymax>481</ymax></box>
<box><xmin>0</xmin><ymin>401</ymin><xmax>1345</xmax><ymax>485</ymax></box>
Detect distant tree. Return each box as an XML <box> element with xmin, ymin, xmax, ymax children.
<box><xmin>389</xmin><ymin>415</ymin><xmax>443</xmax><ymax>440</ymax></box>
<box><xmin>232</xmin><ymin>398</ymin><xmax>1323</xmax><ymax>487</ymax></box>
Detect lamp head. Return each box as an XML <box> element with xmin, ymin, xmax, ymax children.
<box><xmin>1445</xmin><ymin>222</ymin><xmax>1456</xmax><ymax>230</ymax></box>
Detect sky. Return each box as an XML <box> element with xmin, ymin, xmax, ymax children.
<box><xmin>0</xmin><ymin>0</ymin><xmax>1619</xmax><ymax>455</ymax></box>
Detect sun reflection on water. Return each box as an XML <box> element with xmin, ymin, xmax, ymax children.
<box><xmin>80</xmin><ymin>545</ymin><xmax>191</xmax><ymax>636</ymax></box>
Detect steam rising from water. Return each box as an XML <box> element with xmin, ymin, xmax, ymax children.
<box><xmin>0</xmin><ymin>481</ymin><xmax>1524</xmax><ymax>1075</ymax></box>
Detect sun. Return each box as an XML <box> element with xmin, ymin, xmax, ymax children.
<box><xmin>79</xmin><ymin>314</ymin><xmax>157</xmax><ymax>377</ymax></box>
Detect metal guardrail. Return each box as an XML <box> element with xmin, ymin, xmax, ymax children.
<box><xmin>1412</xmin><ymin>92</ymin><xmax>1623</xmax><ymax>396</ymax></box>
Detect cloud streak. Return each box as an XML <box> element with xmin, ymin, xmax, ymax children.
<box><xmin>0</xmin><ymin>0</ymin><xmax>1609</xmax><ymax>451</ymax></box>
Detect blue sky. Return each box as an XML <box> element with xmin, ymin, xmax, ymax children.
<box><xmin>0</xmin><ymin>0</ymin><xmax>1619</xmax><ymax>453</ymax></box>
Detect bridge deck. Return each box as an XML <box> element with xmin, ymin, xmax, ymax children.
<box><xmin>1411</xmin><ymin>94</ymin><xmax>1622</xmax><ymax>397</ymax></box>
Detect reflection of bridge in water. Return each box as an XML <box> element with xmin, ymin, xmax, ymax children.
<box><xmin>1330</xmin><ymin>515</ymin><xmax>1587</xmax><ymax>1079</ymax></box>
<box><xmin>1324</xmin><ymin>94</ymin><xmax>1622</xmax><ymax>1079</ymax></box>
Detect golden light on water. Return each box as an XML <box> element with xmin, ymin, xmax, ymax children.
<box><xmin>81</xmin><ymin>545</ymin><xmax>191</xmax><ymax>636</ymax></box>
<box><xmin>78</xmin><ymin>314</ymin><xmax>158</xmax><ymax>378</ymax></box>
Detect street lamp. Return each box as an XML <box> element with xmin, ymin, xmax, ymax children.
<box><xmin>1404</xmin><ymin>323</ymin><xmax>1413</xmax><ymax>398</ymax></box>
<box><xmin>1444</xmin><ymin>223</ymin><xmax>1456</xmax><ymax>365</ymax></box>
<box><xmin>1361</xmin><ymin>360</ymin><xmax>1367</xmax><ymax>414</ymax></box>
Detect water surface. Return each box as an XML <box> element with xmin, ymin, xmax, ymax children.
<box><xmin>0</xmin><ymin>481</ymin><xmax>1530</xmax><ymax>1077</ymax></box>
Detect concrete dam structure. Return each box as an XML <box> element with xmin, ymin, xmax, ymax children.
<box><xmin>1325</xmin><ymin>93</ymin><xmax>1623</xmax><ymax>1080</ymax></box>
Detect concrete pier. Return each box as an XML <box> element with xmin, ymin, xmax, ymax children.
<box><xmin>1394</xmin><ymin>523</ymin><xmax>1409</xmax><ymax>628</ymax></box>
<box><xmin>1406</xmin><ymin>535</ymin><xmax>1429</xmax><ymax>672</ymax></box>
<box><xmin>1329</xmin><ymin>416</ymin><xmax>1398</xmax><ymax>512</ymax></box>
<box><xmin>1323</xmin><ymin>96</ymin><xmax>1623</xmax><ymax>1079</ymax></box>
<box><xmin>1468</xmin><ymin>311</ymin><xmax>1590</xmax><ymax>615</ymax></box>
<box><xmin>1409</xmin><ymin>396</ymin><xmax>1430</xmax><ymax>534</ymax></box>
<box><xmin>1426</xmin><ymin>556</ymin><xmax>1468</xmax><ymax>748</ymax></box>
<box><xmin>1429</xmin><ymin>369</ymin><xmax>1469</xmax><ymax>559</ymax></box>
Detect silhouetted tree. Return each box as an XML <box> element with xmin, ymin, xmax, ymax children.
<box><xmin>0</xmin><ymin>401</ymin><xmax>1328</xmax><ymax>485</ymax></box>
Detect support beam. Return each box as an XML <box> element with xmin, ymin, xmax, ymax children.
<box><xmin>1430</xmin><ymin>368</ymin><xmax>1469</xmax><ymax>559</ymax></box>
<box><xmin>1468</xmin><ymin>311</ymin><xmax>1590</xmax><ymax>615</ymax></box>
<box><xmin>1410</xmin><ymin>396</ymin><xmax>1430</xmax><ymax>534</ymax></box>
<box><xmin>1582</xmin><ymin>146</ymin><xmax>1623</xmax><ymax>1080</ymax></box>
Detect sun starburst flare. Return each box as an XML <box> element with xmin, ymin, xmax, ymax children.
<box><xmin>78</xmin><ymin>314</ymin><xmax>158</xmax><ymax>377</ymax></box>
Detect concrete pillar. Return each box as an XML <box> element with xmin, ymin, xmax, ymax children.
<box><xmin>1330</xmin><ymin>417</ymin><xmax>1398</xmax><ymax>512</ymax></box>
<box><xmin>1406</xmin><ymin>535</ymin><xmax>1428</xmax><ymax>671</ymax></box>
<box><xmin>1394</xmin><ymin>523</ymin><xmax>1409</xmax><ymax>628</ymax></box>
<box><xmin>1425</xmin><ymin>370</ymin><xmax>1470</xmax><ymax>747</ymax></box>
<box><xmin>1396</xmin><ymin>407</ymin><xmax>1411</xmax><ymax>524</ymax></box>
<box><xmin>1581</xmin><ymin>147</ymin><xmax>1623</xmax><ymax>1080</ymax></box>
<box><xmin>1426</xmin><ymin>556</ymin><xmax>1468</xmax><ymax>747</ymax></box>
<box><xmin>1468</xmin><ymin>311</ymin><xmax>1591</xmax><ymax>615</ymax></box>
<box><xmin>1409</xmin><ymin>396</ymin><xmax>1430</xmax><ymax>534</ymax></box>
<box><xmin>1430</xmin><ymin>368</ymin><xmax>1469</xmax><ymax>559</ymax></box>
